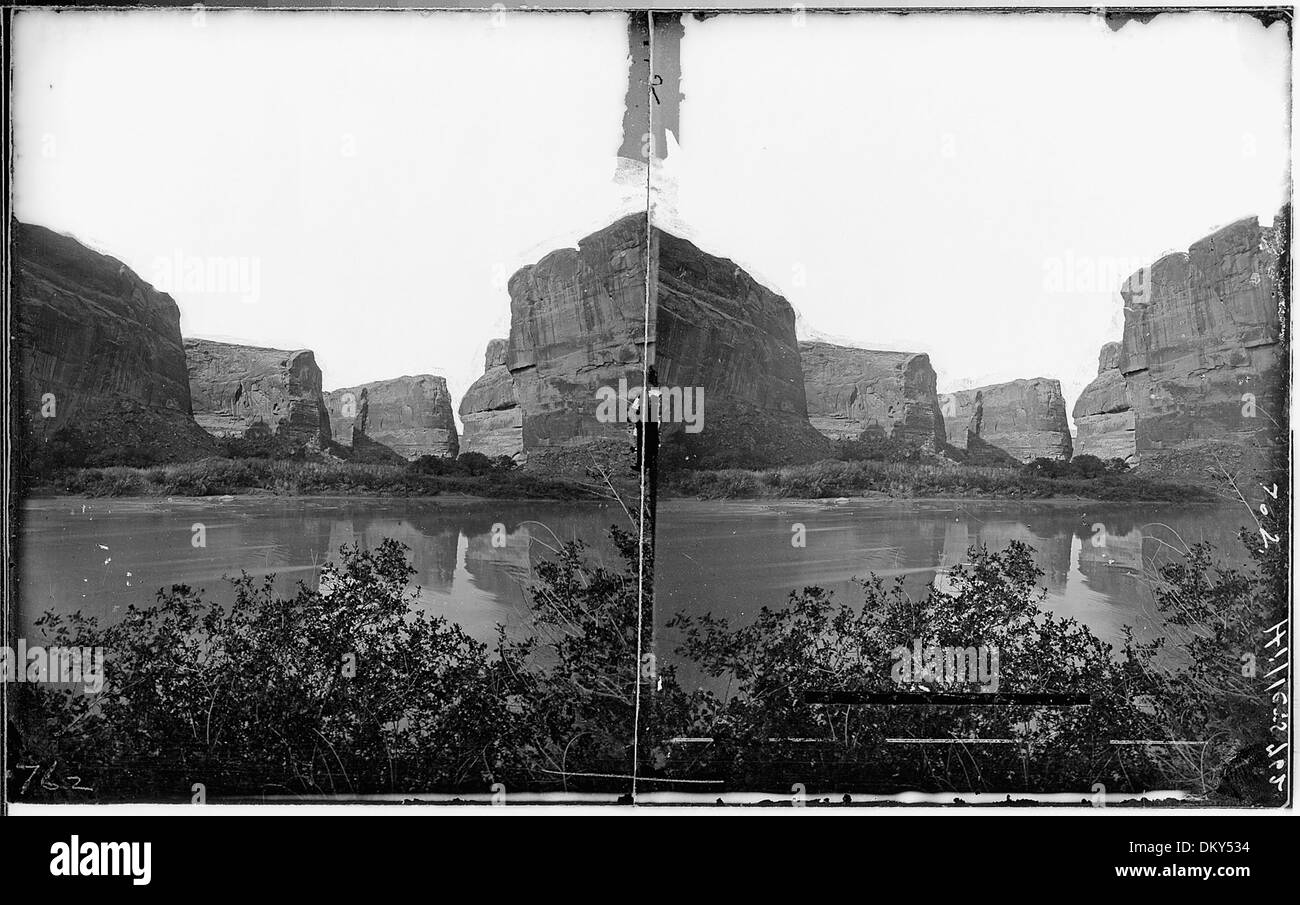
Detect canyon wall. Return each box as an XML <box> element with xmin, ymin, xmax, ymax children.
<box><xmin>324</xmin><ymin>376</ymin><xmax>459</xmax><ymax>461</ymax></box>
<box><xmin>13</xmin><ymin>221</ymin><xmax>217</xmax><ymax>461</ymax></box>
<box><xmin>1116</xmin><ymin>211</ymin><xmax>1286</xmax><ymax>481</ymax></box>
<box><xmin>799</xmin><ymin>341</ymin><xmax>945</xmax><ymax>449</ymax></box>
<box><xmin>942</xmin><ymin>378</ymin><xmax>1073</xmax><ymax>463</ymax></box>
<box><xmin>185</xmin><ymin>338</ymin><xmax>331</xmax><ymax>452</ymax></box>
<box><xmin>458</xmin><ymin>339</ymin><xmax>524</xmax><ymax>460</ymax></box>
<box><xmin>1071</xmin><ymin>342</ymin><xmax>1136</xmax><ymax>463</ymax></box>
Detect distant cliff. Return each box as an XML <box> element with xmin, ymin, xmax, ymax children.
<box><xmin>1072</xmin><ymin>342</ymin><xmax>1136</xmax><ymax>463</ymax></box>
<box><xmin>1115</xmin><ymin>211</ymin><xmax>1286</xmax><ymax>481</ymax></box>
<box><xmin>799</xmin><ymin>341</ymin><xmax>945</xmax><ymax>449</ymax></box>
<box><xmin>185</xmin><ymin>338</ymin><xmax>331</xmax><ymax>452</ymax></box>
<box><xmin>13</xmin><ymin>221</ymin><xmax>217</xmax><ymax>462</ymax></box>
<box><xmin>459</xmin><ymin>339</ymin><xmax>523</xmax><ymax>460</ymax></box>
<box><xmin>324</xmin><ymin>376</ymin><xmax>458</xmax><ymax>461</ymax></box>
<box><xmin>942</xmin><ymin>378</ymin><xmax>1073</xmax><ymax>463</ymax></box>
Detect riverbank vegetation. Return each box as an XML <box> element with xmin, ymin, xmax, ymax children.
<box><xmin>661</xmin><ymin>456</ymin><xmax>1216</xmax><ymax>503</ymax></box>
<box><xmin>11</xmin><ymin>487</ymin><xmax>1284</xmax><ymax>802</ymax></box>
<box><xmin>28</xmin><ymin>456</ymin><xmax>593</xmax><ymax>500</ymax></box>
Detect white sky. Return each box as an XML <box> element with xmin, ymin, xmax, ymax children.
<box><xmin>14</xmin><ymin>10</ymin><xmax>1291</xmax><ymax>435</ymax></box>
<box><xmin>12</xmin><ymin>9</ymin><xmax>632</xmax><ymax>430</ymax></box>
<box><xmin>663</xmin><ymin>11</ymin><xmax>1291</xmax><ymax>428</ymax></box>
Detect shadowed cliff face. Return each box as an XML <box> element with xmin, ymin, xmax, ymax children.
<box><xmin>652</xmin><ymin>228</ymin><xmax>831</xmax><ymax>468</ymax></box>
<box><xmin>799</xmin><ymin>341</ymin><xmax>945</xmax><ymax>449</ymax></box>
<box><xmin>1072</xmin><ymin>342</ymin><xmax>1136</xmax><ymax>463</ymax></box>
<box><xmin>185</xmin><ymin>338</ymin><xmax>331</xmax><ymax>451</ymax></box>
<box><xmin>942</xmin><ymin>378</ymin><xmax>1073</xmax><ymax>463</ymax></box>
<box><xmin>1116</xmin><ymin>211</ymin><xmax>1287</xmax><ymax>482</ymax></box>
<box><xmin>324</xmin><ymin>376</ymin><xmax>459</xmax><ymax>461</ymax></box>
<box><xmin>458</xmin><ymin>339</ymin><xmax>523</xmax><ymax>460</ymax></box>
<box><xmin>14</xmin><ymin>221</ymin><xmax>217</xmax><ymax>460</ymax></box>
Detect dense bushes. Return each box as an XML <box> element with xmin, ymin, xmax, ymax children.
<box><xmin>408</xmin><ymin>452</ymin><xmax>517</xmax><ymax>477</ymax></box>
<box><xmin>1023</xmin><ymin>454</ymin><xmax>1130</xmax><ymax>479</ymax></box>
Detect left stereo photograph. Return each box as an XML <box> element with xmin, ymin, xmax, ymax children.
<box><xmin>5</xmin><ymin>7</ymin><xmax>658</xmax><ymax>804</ymax></box>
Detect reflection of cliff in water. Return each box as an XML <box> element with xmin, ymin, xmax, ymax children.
<box><xmin>323</xmin><ymin>512</ymin><xmax>459</xmax><ymax>591</ymax></box>
<box><xmin>1072</xmin><ymin>515</ymin><xmax>1250</xmax><ymax>600</ymax></box>
<box><xmin>938</xmin><ymin>513</ymin><xmax>1073</xmax><ymax>592</ymax></box>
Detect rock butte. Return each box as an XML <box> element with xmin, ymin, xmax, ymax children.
<box><xmin>486</xmin><ymin>215</ymin><xmax>829</xmax><ymax>471</ymax></box>
<box><xmin>185</xmin><ymin>338</ymin><xmax>331</xmax><ymax>453</ymax></box>
<box><xmin>941</xmin><ymin>379</ymin><xmax>1073</xmax><ymax>464</ymax></box>
<box><xmin>799</xmin><ymin>341</ymin><xmax>945</xmax><ymax>450</ymax></box>
<box><xmin>1072</xmin><ymin>342</ymin><xmax>1136</xmax><ymax>463</ymax></box>
<box><xmin>13</xmin><ymin>221</ymin><xmax>217</xmax><ymax>461</ymax></box>
<box><xmin>458</xmin><ymin>339</ymin><xmax>524</xmax><ymax>461</ymax></box>
<box><xmin>503</xmin><ymin>214</ymin><xmax>648</xmax><ymax>473</ymax></box>
<box><xmin>653</xmin><ymin>227</ymin><xmax>831</xmax><ymax>468</ymax></box>
<box><xmin>324</xmin><ymin>376</ymin><xmax>459</xmax><ymax>461</ymax></box>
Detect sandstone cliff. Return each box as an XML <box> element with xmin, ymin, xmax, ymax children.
<box><xmin>324</xmin><ymin>376</ymin><xmax>458</xmax><ymax>461</ymax></box>
<box><xmin>1072</xmin><ymin>342</ymin><xmax>1136</xmax><ymax>463</ymax></box>
<box><xmin>458</xmin><ymin>339</ymin><xmax>523</xmax><ymax>460</ymax></box>
<box><xmin>799</xmin><ymin>341</ymin><xmax>945</xmax><ymax>449</ymax></box>
<box><xmin>505</xmin><ymin>214</ymin><xmax>648</xmax><ymax>473</ymax></box>
<box><xmin>1116</xmin><ymin>211</ymin><xmax>1286</xmax><ymax>481</ymax></box>
<box><xmin>652</xmin><ymin>227</ymin><xmax>831</xmax><ymax>467</ymax></box>
<box><xmin>14</xmin><ymin>221</ymin><xmax>217</xmax><ymax>462</ymax></box>
<box><xmin>942</xmin><ymin>378</ymin><xmax>1073</xmax><ymax>463</ymax></box>
<box><xmin>185</xmin><ymin>338</ymin><xmax>331</xmax><ymax>452</ymax></box>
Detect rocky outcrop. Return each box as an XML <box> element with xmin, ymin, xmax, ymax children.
<box><xmin>1072</xmin><ymin>342</ymin><xmax>1136</xmax><ymax>463</ymax></box>
<box><xmin>324</xmin><ymin>376</ymin><xmax>458</xmax><ymax>461</ymax></box>
<box><xmin>799</xmin><ymin>342</ymin><xmax>945</xmax><ymax>449</ymax></box>
<box><xmin>185</xmin><ymin>338</ymin><xmax>331</xmax><ymax>452</ymax></box>
<box><xmin>1117</xmin><ymin>212</ymin><xmax>1286</xmax><ymax>481</ymax></box>
<box><xmin>942</xmin><ymin>378</ymin><xmax>1073</xmax><ymax>463</ymax></box>
<box><xmin>652</xmin><ymin>227</ymin><xmax>831</xmax><ymax>467</ymax></box>
<box><xmin>13</xmin><ymin>221</ymin><xmax>217</xmax><ymax>462</ymax></box>
<box><xmin>505</xmin><ymin>214</ymin><xmax>649</xmax><ymax>473</ymax></box>
<box><xmin>458</xmin><ymin>339</ymin><xmax>523</xmax><ymax>460</ymax></box>
<box><xmin>495</xmin><ymin>215</ymin><xmax>830</xmax><ymax>470</ymax></box>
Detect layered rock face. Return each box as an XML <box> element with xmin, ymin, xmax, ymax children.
<box><xmin>652</xmin><ymin>228</ymin><xmax>831</xmax><ymax>467</ymax></box>
<box><xmin>942</xmin><ymin>378</ymin><xmax>1073</xmax><ymax>463</ymax></box>
<box><xmin>1116</xmin><ymin>212</ymin><xmax>1286</xmax><ymax>480</ymax></box>
<box><xmin>185</xmin><ymin>338</ymin><xmax>331</xmax><ymax>451</ymax></box>
<box><xmin>458</xmin><ymin>339</ymin><xmax>523</xmax><ymax>460</ymax></box>
<box><xmin>505</xmin><ymin>215</ymin><xmax>649</xmax><ymax>471</ymax></box>
<box><xmin>13</xmin><ymin>221</ymin><xmax>216</xmax><ymax>461</ymax></box>
<box><xmin>799</xmin><ymin>341</ymin><xmax>945</xmax><ymax>449</ymax></box>
<box><xmin>1072</xmin><ymin>342</ymin><xmax>1136</xmax><ymax>463</ymax></box>
<box><xmin>324</xmin><ymin>376</ymin><xmax>459</xmax><ymax>460</ymax></box>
